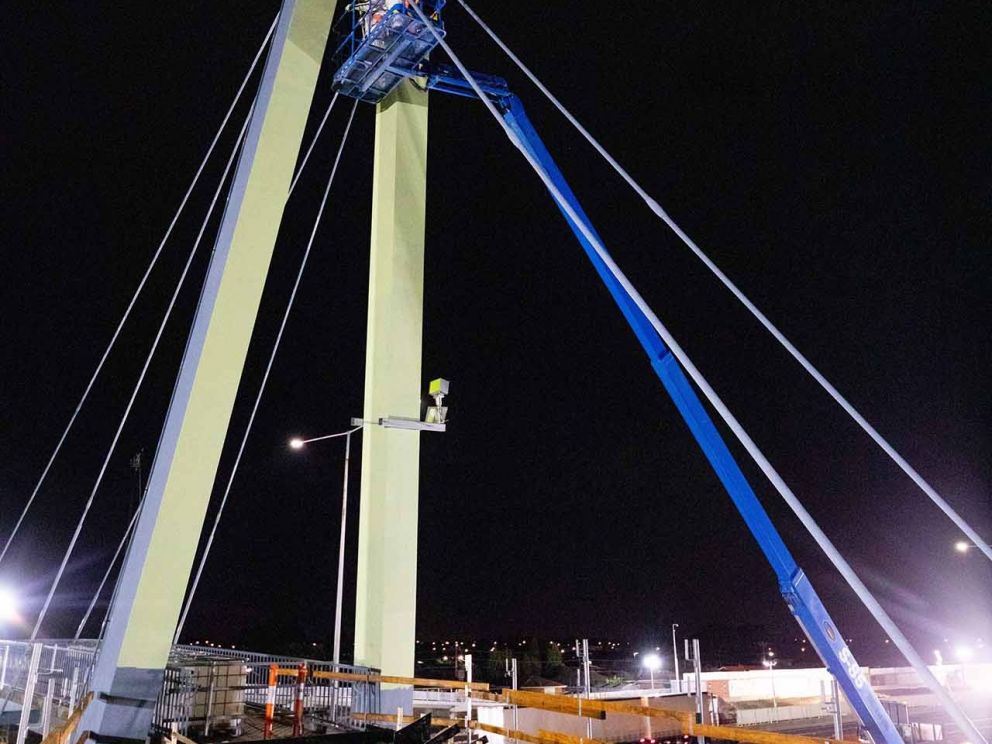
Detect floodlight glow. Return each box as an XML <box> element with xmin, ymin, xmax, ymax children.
<box><xmin>0</xmin><ymin>588</ymin><xmax>17</xmax><ymax>622</ymax></box>
<box><xmin>642</xmin><ymin>653</ymin><xmax>662</xmax><ymax>671</ymax></box>
<box><xmin>289</xmin><ymin>438</ymin><xmax>305</xmax><ymax>450</ymax></box>
<box><xmin>955</xmin><ymin>541</ymin><xmax>971</xmax><ymax>553</ymax></box>
<box><xmin>955</xmin><ymin>645</ymin><xmax>974</xmax><ymax>662</ymax></box>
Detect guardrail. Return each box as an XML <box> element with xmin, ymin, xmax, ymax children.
<box><xmin>0</xmin><ymin>639</ymin><xmax>382</xmax><ymax>741</ymax></box>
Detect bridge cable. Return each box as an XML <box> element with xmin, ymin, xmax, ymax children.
<box><xmin>73</xmin><ymin>490</ymin><xmax>147</xmax><ymax>640</ymax></box>
<box><xmin>30</xmin><ymin>105</ymin><xmax>255</xmax><ymax>641</ymax></box>
<box><xmin>291</xmin><ymin>92</ymin><xmax>341</xmax><ymax>194</ymax></box>
<box><xmin>0</xmin><ymin>14</ymin><xmax>279</xmax><ymax>569</ymax></box>
<box><xmin>69</xmin><ymin>88</ymin><xmax>341</xmax><ymax>645</ymax></box>
<box><xmin>452</xmin><ymin>0</ymin><xmax>992</xmax><ymax>564</ymax></box>
<box><xmin>407</xmin><ymin>8</ymin><xmax>986</xmax><ymax>744</ymax></box>
<box><xmin>173</xmin><ymin>98</ymin><xmax>361</xmax><ymax>644</ymax></box>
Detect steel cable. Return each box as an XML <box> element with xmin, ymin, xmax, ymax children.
<box><xmin>0</xmin><ymin>14</ymin><xmax>279</xmax><ymax>568</ymax></box>
<box><xmin>452</xmin><ymin>0</ymin><xmax>992</xmax><ymax>564</ymax></box>
<box><xmin>407</xmin><ymin>8</ymin><xmax>986</xmax><ymax>743</ymax></box>
<box><xmin>72</xmin><ymin>491</ymin><xmax>146</xmax><ymax>640</ymax></box>
<box><xmin>70</xmin><ymin>87</ymin><xmax>341</xmax><ymax>646</ymax></box>
<box><xmin>31</xmin><ymin>105</ymin><xmax>255</xmax><ymax>640</ymax></box>
<box><xmin>173</xmin><ymin>99</ymin><xmax>361</xmax><ymax>644</ymax></box>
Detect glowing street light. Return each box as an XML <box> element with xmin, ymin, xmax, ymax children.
<box><xmin>955</xmin><ymin>541</ymin><xmax>972</xmax><ymax>553</ymax></box>
<box><xmin>0</xmin><ymin>588</ymin><xmax>17</xmax><ymax>622</ymax></box>
<box><xmin>955</xmin><ymin>645</ymin><xmax>974</xmax><ymax>662</ymax></box>
<box><xmin>288</xmin><ymin>424</ymin><xmax>364</xmax><ymax>667</ymax></box>
<box><xmin>643</xmin><ymin>652</ymin><xmax>662</xmax><ymax>691</ymax></box>
<box><xmin>763</xmin><ymin>656</ymin><xmax>779</xmax><ymax>719</ymax></box>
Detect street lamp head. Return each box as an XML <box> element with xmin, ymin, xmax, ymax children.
<box><xmin>0</xmin><ymin>588</ymin><xmax>18</xmax><ymax>622</ymax></box>
<box><xmin>643</xmin><ymin>652</ymin><xmax>662</xmax><ymax>671</ymax></box>
<box><xmin>289</xmin><ymin>438</ymin><xmax>305</xmax><ymax>450</ymax></box>
<box><xmin>955</xmin><ymin>645</ymin><xmax>973</xmax><ymax>662</ymax></box>
<box><xmin>955</xmin><ymin>541</ymin><xmax>971</xmax><ymax>553</ymax></box>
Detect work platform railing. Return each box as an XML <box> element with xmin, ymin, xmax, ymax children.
<box><xmin>0</xmin><ymin>640</ymin><xmax>97</xmax><ymax>744</ymax></box>
<box><xmin>0</xmin><ymin>639</ymin><xmax>381</xmax><ymax>743</ymax></box>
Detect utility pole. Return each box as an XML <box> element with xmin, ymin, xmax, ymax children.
<box><xmin>465</xmin><ymin>653</ymin><xmax>473</xmax><ymax>744</ymax></box>
<box><xmin>511</xmin><ymin>656</ymin><xmax>519</xmax><ymax>735</ymax></box>
<box><xmin>832</xmin><ymin>678</ymin><xmax>844</xmax><ymax>739</ymax></box>
<box><xmin>685</xmin><ymin>638</ymin><xmax>704</xmax><ymax>744</ymax></box>
<box><xmin>576</xmin><ymin>639</ymin><xmax>592</xmax><ymax>740</ymax></box>
<box><xmin>672</xmin><ymin>623</ymin><xmax>681</xmax><ymax>692</ymax></box>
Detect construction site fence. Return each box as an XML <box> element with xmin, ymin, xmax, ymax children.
<box><xmin>0</xmin><ymin>639</ymin><xmax>381</xmax><ymax>742</ymax></box>
<box><xmin>0</xmin><ymin>640</ymin><xmax>98</xmax><ymax>744</ymax></box>
<box><xmin>160</xmin><ymin>645</ymin><xmax>381</xmax><ymax>736</ymax></box>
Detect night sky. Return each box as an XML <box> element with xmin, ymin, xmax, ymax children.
<box><xmin>1</xmin><ymin>3</ymin><xmax>990</xmax><ymax>666</ymax></box>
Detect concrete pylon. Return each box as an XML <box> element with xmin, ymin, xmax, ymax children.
<box><xmin>354</xmin><ymin>79</ymin><xmax>428</xmax><ymax>684</ymax></box>
<box><xmin>78</xmin><ymin>2</ymin><xmax>336</xmax><ymax>740</ymax></box>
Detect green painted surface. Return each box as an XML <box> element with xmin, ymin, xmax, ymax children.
<box><xmin>354</xmin><ymin>79</ymin><xmax>429</xmax><ymax>677</ymax></box>
<box><xmin>113</xmin><ymin>0</ymin><xmax>337</xmax><ymax>669</ymax></box>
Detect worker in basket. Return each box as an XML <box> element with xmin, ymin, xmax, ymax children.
<box><xmin>355</xmin><ymin>0</ymin><xmax>419</xmax><ymax>36</ymax></box>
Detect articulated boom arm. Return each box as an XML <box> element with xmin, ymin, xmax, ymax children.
<box><xmin>425</xmin><ymin>66</ymin><xmax>902</xmax><ymax>744</ymax></box>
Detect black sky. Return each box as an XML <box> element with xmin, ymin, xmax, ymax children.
<box><xmin>1</xmin><ymin>2</ymin><xmax>990</xmax><ymax>665</ymax></box>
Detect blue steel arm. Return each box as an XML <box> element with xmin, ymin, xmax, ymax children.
<box><xmin>425</xmin><ymin>73</ymin><xmax>901</xmax><ymax>744</ymax></box>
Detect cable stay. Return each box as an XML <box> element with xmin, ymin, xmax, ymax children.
<box><xmin>290</xmin><ymin>92</ymin><xmax>341</xmax><ymax>194</ymax></box>
<box><xmin>74</xmin><ymin>490</ymin><xmax>147</xmax><ymax>640</ymax></box>
<box><xmin>449</xmin><ymin>0</ymin><xmax>992</xmax><ymax>565</ymax></box>
<box><xmin>31</xmin><ymin>105</ymin><xmax>255</xmax><ymax>641</ymax></box>
<box><xmin>404</xmin><ymin>7</ymin><xmax>986</xmax><ymax>744</ymax></box>
<box><xmin>173</xmin><ymin>99</ymin><xmax>360</xmax><ymax>643</ymax></box>
<box><xmin>55</xmin><ymin>86</ymin><xmax>343</xmax><ymax>646</ymax></box>
<box><xmin>0</xmin><ymin>13</ymin><xmax>279</xmax><ymax>570</ymax></box>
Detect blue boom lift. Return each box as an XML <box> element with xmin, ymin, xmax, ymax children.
<box><xmin>331</xmin><ymin>6</ymin><xmax>904</xmax><ymax>744</ymax></box>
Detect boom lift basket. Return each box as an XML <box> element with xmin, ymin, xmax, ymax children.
<box><xmin>331</xmin><ymin>1</ymin><xmax>445</xmax><ymax>104</ymax></box>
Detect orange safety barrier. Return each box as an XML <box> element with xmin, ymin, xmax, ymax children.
<box><xmin>264</xmin><ymin>663</ymin><xmax>277</xmax><ymax>739</ymax></box>
<box><xmin>292</xmin><ymin>663</ymin><xmax>308</xmax><ymax>737</ymax></box>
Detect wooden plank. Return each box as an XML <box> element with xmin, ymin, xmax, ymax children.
<box><xmin>591</xmin><ymin>698</ymin><xmax>691</xmax><ymax>725</ymax></box>
<box><xmin>498</xmin><ymin>689</ymin><xmax>702</xmax><ymax>722</ymax></box>
<box><xmin>471</xmin><ymin>721</ymin><xmax>555</xmax><ymax>744</ymax></box>
<box><xmin>536</xmin><ymin>728</ymin><xmax>611</xmax><ymax>744</ymax></box>
<box><xmin>379</xmin><ymin>674</ymin><xmax>490</xmax><ymax>691</ymax></box>
<box><xmin>476</xmin><ymin>690</ymin><xmax>604</xmax><ymax>720</ymax></box>
<box><xmin>40</xmin><ymin>692</ymin><xmax>93</xmax><ymax>744</ymax></box>
<box><xmin>309</xmin><ymin>669</ymin><xmax>489</xmax><ymax>691</ymax></box>
<box><xmin>689</xmin><ymin>723</ymin><xmax>843</xmax><ymax>744</ymax></box>
<box><xmin>353</xmin><ymin>712</ymin><xmax>461</xmax><ymax>727</ymax></box>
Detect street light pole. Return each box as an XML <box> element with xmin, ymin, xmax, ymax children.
<box><xmin>763</xmin><ymin>655</ymin><xmax>778</xmax><ymax>721</ymax></box>
<box><xmin>332</xmin><ymin>430</ymin><xmax>353</xmax><ymax>667</ymax></box>
<box><xmin>290</xmin><ymin>424</ymin><xmax>363</xmax><ymax>667</ymax></box>
<box><xmin>672</xmin><ymin>624</ymin><xmax>681</xmax><ymax>692</ymax></box>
